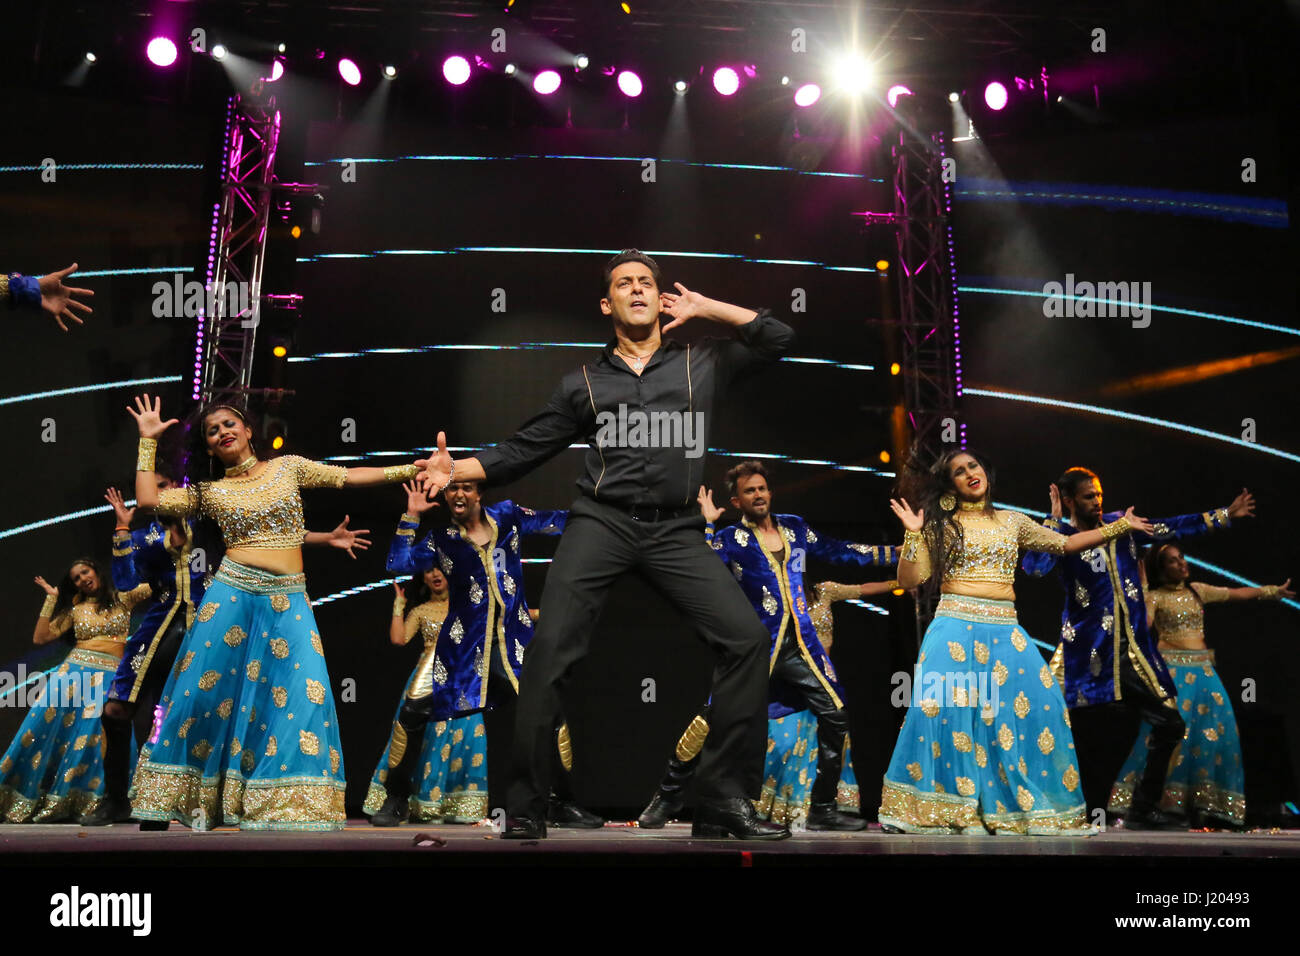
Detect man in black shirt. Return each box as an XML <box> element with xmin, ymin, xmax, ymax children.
<box><xmin>417</xmin><ymin>250</ymin><xmax>795</xmax><ymax>838</ymax></box>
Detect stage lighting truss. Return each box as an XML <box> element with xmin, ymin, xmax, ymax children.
<box><xmin>199</xmin><ymin>94</ymin><xmax>319</xmax><ymax>409</ymax></box>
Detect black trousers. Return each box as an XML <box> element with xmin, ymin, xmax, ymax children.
<box><xmin>657</xmin><ymin>636</ymin><xmax>851</xmax><ymax>806</ymax></box>
<box><xmin>506</xmin><ymin>496</ymin><xmax>771</xmax><ymax>818</ymax></box>
<box><xmin>1117</xmin><ymin>644</ymin><xmax>1186</xmax><ymax>814</ymax></box>
<box><xmin>101</xmin><ymin>613</ymin><xmax>186</xmax><ymax>802</ymax></box>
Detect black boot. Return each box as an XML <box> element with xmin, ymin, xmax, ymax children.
<box><xmin>547</xmin><ymin>795</ymin><xmax>604</xmax><ymax>828</ymax></box>
<box><xmin>502</xmin><ymin>815</ymin><xmax>547</xmax><ymax>839</ymax></box>
<box><xmin>692</xmin><ymin>797</ymin><xmax>791</xmax><ymax>840</ymax></box>
<box><xmin>370</xmin><ymin>710</ymin><xmax>427</xmax><ymax>827</ymax></box>
<box><xmin>639</xmin><ymin>719</ymin><xmax>705</xmax><ymax>828</ymax></box>
<box><xmin>807</xmin><ymin>802</ymin><xmax>867</xmax><ymax>831</ymax></box>
<box><xmin>80</xmin><ymin>713</ymin><xmax>134</xmax><ymax>826</ymax></box>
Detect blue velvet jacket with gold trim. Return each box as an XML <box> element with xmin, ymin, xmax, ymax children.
<box><xmin>1021</xmin><ymin>508</ymin><xmax>1230</xmax><ymax>708</ymax></box>
<box><xmin>707</xmin><ymin>514</ymin><xmax>898</xmax><ymax>719</ymax></box>
<box><xmin>386</xmin><ymin>501</ymin><xmax>565</xmax><ymax>719</ymax></box>
<box><xmin>111</xmin><ymin>518</ymin><xmax>205</xmax><ymax>648</ymax></box>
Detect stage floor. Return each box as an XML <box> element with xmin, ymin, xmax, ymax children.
<box><xmin>4</xmin><ymin>820</ymin><xmax>1299</xmax><ymax>865</ymax></box>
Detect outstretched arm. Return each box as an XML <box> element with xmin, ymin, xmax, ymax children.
<box><xmin>304</xmin><ymin>516</ymin><xmax>372</xmax><ymax>559</ymax></box>
<box><xmin>127</xmin><ymin>394</ymin><xmax>181</xmax><ymax>512</ymax></box>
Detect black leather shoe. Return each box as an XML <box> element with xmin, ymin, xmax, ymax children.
<box><xmin>369</xmin><ymin>794</ymin><xmax>409</xmax><ymax>827</ymax></box>
<box><xmin>692</xmin><ymin>798</ymin><xmax>790</xmax><ymax>840</ymax></box>
<box><xmin>806</xmin><ymin>802</ymin><xmax>868</xmax><ymax>831</ymax></box>
<box><xmin>139</xmin><ymin>820</ymin><xmax>169</xmax><ymax>831</ymax></box>
<box><xmin>547</xmin><ymin>797</ymin><xmax>604</xmax><ymax>829</ymax></box>
<box><xmin>79</xmin><ymin>797</ymin><xmax>133</xmax><ymax>827</ymax></box>
<box><xmin>637</xmin><ymin>791</ymin><xmax>685</xmax><ymax>829</ymax></box>
<box><xmin>502</xmin><ymin>815</ymin><xmax>547</xmax><ymax>840</ymax></box>
<box><xmin>1123</xmin><ymin>807</ymin><xmax>1183</xmax><ymax>831</ymax></box>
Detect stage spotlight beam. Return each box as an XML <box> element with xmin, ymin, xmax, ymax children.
<box><xmin>617</xmin><ymin>70</ymin><xmax>642</xmax><ymax>97</ymax></box>
<box><xmin>984</xmin><ymin>81</ymin><xmax>1008</xmax><ymax>111</ymax></box>
<box><xmin>712</xmin><ymin>66</ymin><xmax>739</xmax><ymax>96</ymax></box>
<box><xmin>534</xmin><ymin>70</ymin><xmax>561</xmax><ymax>95</ymax></box>
<box><xmin>147</xmin><ymin>37</ymin><xmax>178</xmax><ymax>68</ymax></box>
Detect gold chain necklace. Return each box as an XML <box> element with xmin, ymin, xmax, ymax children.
<box><xmin>224</xmin><ymin>456</ymin><xmax>259</xmax><ymax>478</ymax></box>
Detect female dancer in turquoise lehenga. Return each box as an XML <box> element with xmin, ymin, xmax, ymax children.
<box><xmin>1108</xmin><ymin>544</ymin><xmax>1292</xmax><ymax>829</ymax></box>
<box><xmin>758</xmin><ymin>579</ymin><xmax>897</xmax><ymax>825</ymax></box>
<box><xmin>124</xmin><ymin>394</ymin><xmax>436</xmax><ymax>830</ymax></box>
<box><xmin>879</xmin><ymin>449</ymin><xmax>1156</xmax><ymax>834</ymax></box>
<box><xmin>0</xmin><ymin>559</ymin><xmax>146</xmax><ymax>822</ymax></box>
<box><xmin>363</xmin><ymin>571</ymin><xmax>488</xmax><ymax>823</ymax></box>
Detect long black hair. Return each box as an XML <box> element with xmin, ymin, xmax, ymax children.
<box><xmin>896</xmin><ymin>445</ymin><xmax>998</xmax><ymax>604</ymax></box>
<box><xmin>175</xmin><ymin>401</ymin><xmax>263</xmax><ymax>577</ymax></box>
<box><xmin>52</xmin><ymin>556</ymin><xmax>118</xmax><ymax>622</ymax></box>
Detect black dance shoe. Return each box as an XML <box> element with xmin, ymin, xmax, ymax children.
<box><xmin>369</xmin><ymin>794</ymin><xmax>409</xmax><ymax>827</ymax></box>
<box><xmin>546</xmin><ymin>797</ymin><xmax>604</xmax><ymax>829</ymax></box>
<box><xmin>637</xmin><ymin>791</ymin><xmax>685</xmax><ymax>829</ymax></box>
<box><xmin>806</xmin><ymin>802</ymin><xmax>868</xmax><ymax>831</ymax></box>
<box><xmin>1122</xmin><ymin>807</ymin><xmax>1183</xmax><ymax>831</ymax></box>
<box><xmin>78</xmin><ymin>797</ymin><xmax>133</xmax><ymax>827</ymax></box>
<box><xmin>501</xmin><ymin>815</ymin><xmax>548</xmax><ymax>839</ymax></box>
<box><xmin>138</xmin><ymin>820</ymin><xmax>169</xmax><ymax>831</ymax></box>
<box><xmin>691</xmin><ymin>797</ymin><xmax>790</xmax><ymax>840</ymax></box>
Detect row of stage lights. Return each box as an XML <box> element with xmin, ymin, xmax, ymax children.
<box><xmin>89</xmin><ymin>36</ymin><xmax>1044</xmax><ymax>115</ymax></box>
<box><xmin>89</xmin><ymin>35</ymin><xmax>940</xmax><ymax>110</ymax></box>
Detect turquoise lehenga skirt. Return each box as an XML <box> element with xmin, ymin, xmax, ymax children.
<box><xmin>879</xmin><ymin>595</ymin><xmax>1092</xmax><ymax>835</ymax></box>
<box><xmin>1108</xmin><ymin>647</ymin><xmax>1245</xmax><ymax>826</ymax></box>
<box><xmin>755</xmin><ymin>712</ymin><xmax>858</xmax><ymax>825</ymax></box>
<box><xmin>0</xmin><ymin>648</ymin><xmax>135</xmax><ymax>823</ymax></box>
<box><xmin>362</xmin><ymin>668</ymin><xmax>489</xmax><ymax>823</ymax></box>
<box><xmin>131</xmin><ymin>559</ymin><xmax>346</xmax><ymax>830</ymax></box>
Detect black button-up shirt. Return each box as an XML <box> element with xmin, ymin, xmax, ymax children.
<box><xmin>476</xmin><ymin>309</ymin><xmax>794</xmax><ymax>509</ymax></box>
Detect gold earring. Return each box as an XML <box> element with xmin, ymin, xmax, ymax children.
<box><xmin>939</xmin><ymin>494</ymin><xmax>956</xmax><ymax>511</ymax></box>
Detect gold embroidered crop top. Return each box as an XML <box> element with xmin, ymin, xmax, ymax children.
<box><xmin>903</xmin><ymin>509</ymin><xmax>1067</xmax><ymax>597</ymax></box>
<box><xmin>1150</xmin><ymin>583</ymin><xmax>1229</xmax><ymax>650</ymax></box>
<box><xmin>47</xmin><ymin>585</ymin><xmax>152</xmax><ymax>657</ymax></box>
<box><xmin>404</xmin><ymin>600</ymin><xmax>449</xmax><ymax>649</ymax></box>
<box><xmin>154</xmin><ymin>455</ymin><xmax>348</xmax><ymax>550</ymax></box>
<box><xmin>808</xmin><ymin>583</ymin><xmax>860</xmax><ymax>651</ymax></box>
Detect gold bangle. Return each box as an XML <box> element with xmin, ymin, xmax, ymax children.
<box><xmin>137</xmin><ymin>437</ymin><xmax>157</xmax><ymax>472</ymax></box>
<box><xmin>902</xmin><ymin>529</ymin><xmax>924</xmax><ymax>562</ymax></box>
<box><xmin>1099</xmin><ymin>517</ymin><xmax>1131</xmax><ymax>543</ymax></box>
<box><xmin>1260</xmin><ymin>585</ymin><xmax>1281</xmax><ymax>600</ymax></box>
<box><xmin>392</xmin><ymin>596</ymin><xmax>407</xmax><ymax>616</ymax></box>
<box><xmin>384</xmin><ymin>463</ymin><xmax>419</xmax><ymax>483</ymax></box>
<box><xmin>39</xmin><ymin>593</ymin><xmax>57</xmax><ymax>618</ymax></box>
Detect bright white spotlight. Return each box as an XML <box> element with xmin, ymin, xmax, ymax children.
<box><xmin>384</xmin><ymin>64</ymin><xmax>397</xmax><ymax>79</ymax></box>
<box><xmin>948</xmin><ymin>91</ymin><xmax>960</xmax><ymax>103</ymax></box>
<box><xmin>211</xmin><ymin>44</ymin><xmax>227</xmax><ymax>61</ymax></box>
<box><xmin>146</xmin><ymin>37</ymin><xmax>178</xmax><ymax>68</ymax></box>
<box><xmin>617</xmin><ymin>70</ymin><xmax>643</xmax><ymax>98</ymax></box>
<box><xmin>886</xmin><ymin>84</ymin><xmax>913</xmax><ymax>108</ymax></box>
<box><xmin>674</xmin><ymin>79</ymin><xmax>687</xmax><ymax>94</ymax></box>
<box><xmin>84</xmin><ymin>52</ymin><xmax>97</xmax><ymax>64</ymax></box>
<box><xmin>504</xmin><ymin>63</ymin><xmax>517</xmax><ymax>76</ymax></box>
<box><xmin>780</xmin><ymin>75</ymin><xmax>790</xmax><ymax>86</ymax></box>
<box><xmin>277</xmin><ymin>43</ymin><xmax>286</xmax><ymax>54</ymax></box>
<box><xmin>575</xmin><ymin>54</ymin><xmax>589</xmax><ymax>70</ymax></box>
<box><xmin>268</xmin><ymin>59</ymin><xmax>284</xmax><ymax>82</ymax></box>
<box><xmin>984</xmin><ymin>81</ymin><xmax>1008</xmax><ymax>111</ymax></box>
<box><xmin>443</xmin><ymin>55</ymin><xmax>471</xmax><ymax>86</ymax></box>
<box><xmin>833</xmin><ymin>54</ymin><xmax>873</xmax><ymax>92</ymax></box>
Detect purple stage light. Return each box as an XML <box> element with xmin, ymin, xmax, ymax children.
<box><xmin>984</xmin><ymin>81</ymin><xmax>1008</xmax><ymax>111</ymax></box>
<box><xmin>146</xmin><ymin>37</ymin><xmax>178</xmax><ymax>68</ymax></box>
<box><xmin>886</xmin><ymin>84</ymin><xmax>913</xmax><ymax>108</ymax></box>
<box><xmin>443</xmin><ymin>55</ymin><xmax>471</xmax><ymax>86</ymax></box>
<box><xmin>794</xmin><ymin>83</ymin><xmax>821</xmax><ymax>107</ymax></box>
<box><xmin>338</xmin><ymin>58</ymin><xmax>361</xmax><ymax>86</ymax></box>
<box><xmin>617</xmin><ymin>70</ymin><xmax>643</xmax><ymax>98</ymax></box>
<box><xmin>534</xmin><ymin>70</ymin><xmax>561</xmax><ymax>95</ymax></box>
<box><xmin>713</xmin><ymin>67</ymin><xmax>739</xmax><ymax>96</ymax></box>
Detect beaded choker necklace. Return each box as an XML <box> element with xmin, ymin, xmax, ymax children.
<box><xmin>224</xmin><ymin>456</ymin><xmax>259</xmax><ymax>478</ymax></box>
<box><xmin>958</xmin><ymin>498</ymin><xmax>988</xmax><ymax>511</ymax></box>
